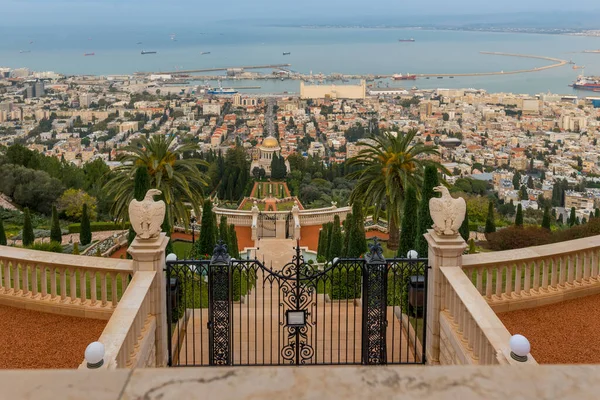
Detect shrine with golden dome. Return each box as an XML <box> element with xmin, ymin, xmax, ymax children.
<box><xmin>250</xmin><ymin>135</ymin><xmax>290</xmax><ymax>177</ymax></box>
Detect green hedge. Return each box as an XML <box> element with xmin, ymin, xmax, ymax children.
<box><xmin>326</xmin><ymin>267</ymin><xmax>361</xmax><ymax>300</ymax></box>
<box><xmin>68</xmin><ymin>222</ymin><xmax>130</xmax><ymax>233</ymax></box>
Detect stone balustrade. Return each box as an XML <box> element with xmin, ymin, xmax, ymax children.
<box><xmin>439</xmin><ymin>267</ymin><xmax>536</xmax><ymax>365</ymax></box>
<box><xmin>0</xmin><ymin>245</ymin><xmax>134</xmax><ymax>319</ymax></box>
<box><xmin>83</xmin><ymin>271</ymin><xmax>157</xmax><ymax>369</ymax></box>
<box><xmin>298</xmin><ymin>206</ymin><xmax>351</xmax><ymax>226</ymax></box>
<box><xmin>213</xmin><ymin>208</ymin><xmax>254</xmax><ymax>226</ymax></box>
<box><xmin>462</xmin><ymin>236</ymin><xmax>600</xmax><ymax>312</ymax></box>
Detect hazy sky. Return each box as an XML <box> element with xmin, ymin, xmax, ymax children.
<box><xmin>4</xmin><ymin>0</ymin><xmax>600</xmax><ymax>25</ymax></box>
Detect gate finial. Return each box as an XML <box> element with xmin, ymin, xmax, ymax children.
<box><xmin>365</xmin><ymin>237</ymin><xmax>385</xmax><ymax>263</ymax></box>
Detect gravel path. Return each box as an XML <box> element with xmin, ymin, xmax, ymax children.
<box><xmin>498</xmin><ymin>294</ymin><xmax>600</xmax><ymax>364</ymax></box>
<box><xmin>0</xmin><ymin>305</ymin><xmax>107</xmax><ymax>369</ymax></box>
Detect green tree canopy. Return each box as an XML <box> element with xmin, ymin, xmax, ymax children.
<box><xmin>195</xmin><ymin>199</ymin><xmax>216</xmax><ymax>256</ymax></box>
<box><xmin>57</xmin><ymin>189</ymin><xmax>98</xmax><ymax>221</ymax></box>
<box><xmin>347</xmin><ymin>129</ymin><xmax>445</xmax><ymax>250</ymax></box>
<box><xmin>328</xmin><ymin>215</ymin><xmax>343</xmax><ymax>259</ymax></box>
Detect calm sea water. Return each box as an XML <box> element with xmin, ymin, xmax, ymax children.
<box><xmin>2</xmin><ymin>23</ymin><xmax>600</xmax><ymax>95</ymax></box>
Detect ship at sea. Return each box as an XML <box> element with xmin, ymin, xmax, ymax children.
<box><xmin>141</xmin><ymin>50</ymin><xmax>157</xmax><ymax>55</ymax></box>
<box><xmin>283</xmin><ymin>52</ymin><xmax>291</xmax><ymax>55</ymax></box>
<box><xmin>570</xmin><ymin>76</ymin><xmax>600</xmax><ymax>91</ymax></box>
<box><xmin>398</xmin><ymin>38</ymin><xmax>415</xmax><ymax>42</ymax></box>
<box><xmin>200</xmin><ymin>51</ymin><xmax>211</xmax><ymax>55</ymax></box>
<box><xmin>391</xmin><ymin>73</ymin><xmax>417</xmax><ymax>81</ymax></box>
<box><xmin>84</xmin><ymin>52</ymin><xmax>95</xmax><ymax>56</ymax></box>
<box><xmin>207</xmin><ymin>83</ymin><xmax>238</xmax><ymax>95</ymax></box>
<box><xmin>19</xmin><ymin>50</ymin><xmax>31</xmax><ymax>54</ymax></box>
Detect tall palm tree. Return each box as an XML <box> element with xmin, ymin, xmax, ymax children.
<box><xmin>105</xmin><ymin>134</ymin><xmax>208</xmax><ymax>226</ymax></box>
<box><xmin>347</xmin><ymin>129</ymin><xmax>446</xmax><ymax>250</ymax></box>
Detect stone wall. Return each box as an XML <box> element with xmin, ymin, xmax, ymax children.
<box><xmin>439</xmin><ymin>313</ymin><xmax>475</xmax><ymax>365</ymax></box>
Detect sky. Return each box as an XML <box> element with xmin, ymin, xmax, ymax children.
<box><xmin>3</xmin><ymin>0</ymin><xmax>600</xmax><ymax>26</ymax></box>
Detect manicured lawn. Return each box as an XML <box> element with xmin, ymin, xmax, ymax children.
<box><xmin>173</xmin><ymin>240</ymin><xmax>193</xmax><ymax>259</ymax></box>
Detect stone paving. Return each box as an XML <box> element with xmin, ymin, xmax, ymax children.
<box><xmin>175</xmin><ymin>239</ymin><xmax>416</xmax><ymax>366</ymax></box>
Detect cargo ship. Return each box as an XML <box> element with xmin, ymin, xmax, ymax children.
<box><xmin>391</xmin><ymin>73</ymin><xmax>417</xmax><ymax>81</ymax></box>
<box><xmin>207</xmin><ymin>85</ymin><xmax>238</xmax><ymax>95</ymax></box>
<box><xmin>141</xmin><ymin>50</ymin><xmax>157</xmax><ymax>55</ymax></box>
<box><xmin>398</xmin><ymin>38</ymin><xmax>415</xmax><ymax>42</ymax></box>
<box><xmin>84</xmin><ymin>52</ymin><xmax>95</xmax><ymax>56</ymax></box>
<box><xmin>200</xmin><ymin>51</ymin><xmax>211</xmax><ymax>55</ymax></box>
<box><xmin>283</xmin><ymin>52</ymin><xmax>291</xmax><ymax>55</ymax></box>
<box><xmin>570</xmin><ymin>76</ymin><xmax>600</xmax><ymax>91</ymax></box>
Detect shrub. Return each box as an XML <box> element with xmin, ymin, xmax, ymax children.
<box><xmin>68</xmin><ymin>222</ymin><xmax>130</xmax><ymax>233</ymax></box>
<box><xmin>486</xmin><ymin>226</ymin><xmax>553</xmax><ymax>251</ymax></box>
<box><xmin>27</xmin><ymin>241</ymin><xmax>63</xmax><ymax>253</ymax></box>
<box><xmin>327</xmin><ymin>267</ymin><xmax>361</xmax><ymax>300</ymax></box>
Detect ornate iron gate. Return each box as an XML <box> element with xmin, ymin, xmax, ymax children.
<box><xmin>166</xmin><ymin>238</ymin><xmax>428</xmax><ymax>367</ymax></box>
<box><xmin>258</xmin><ymin>212</ymin><xmax>276</xmax><ymax>238</ymax></box>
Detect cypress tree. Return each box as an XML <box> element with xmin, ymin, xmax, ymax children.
<box><xmin>195</xmin><ymin>199</ymin><xmax>216</xmax><ymax>257</ymax></box>
<box><xmin>50</xmin><ymin>205</ymin><xmax>62</xmax><ymax>244</ymax></box>
<box><xmin>485</xmin><ymin>201</ymin><xmax>496</xmax><ymax>234</ymax></box>
<box><xmin>398</xmin><ymin>186</ymin><xmax>418</xmax><ymax>257</ymax></box>
<box><xmin>512</xmin><ymin>171</ymin><xmax>521</xmax><ymax>190</ymax></box>
<box><xmin>161</xmin><ymin>207</ymin><xmax>174</xmax><ymax>255</ymax></box>
<box><xmin>228</xmin><ymin>224</ymin><xmax>239</xmax><ymax>258</ymax></box>
<box><xmin>72</xmin><ymin>242</ymin><xmax>80</xmax><ymax>255</ymax></box>
<box><xmin>595</xmin><ymin>208</ymin><xmax>600</xmax><ymax>219</ymax></box>
<box><xmin>515</xmin><ymin>204</ymin><xmax>524</xmax><ymax>227</ymax></box>
<box><xmin>468</xmin><ymin>238</ymin><xmax>477</xmax><ymax>254</ymax></box>
<box><xmin>322</xmin><ymin>222</ymin><xmax>332</xmax><ymax>260</ymax></box>
<box><xmin>328</xmin><ymin>216</ymin><xmax>343</xmax><ymax>260</ymax></box>
<box><xmin>219</xmin><ymin>216</ymin><xmax>229</xmax><ymax>246</ymax></box>
<box><xmin>128</xmin><ymin>166</ymin><xmax>150</xmax><ymax>245</ymax></box>
<box><xmin>341</xmin><ymin>213</ymin><xmax>353</xmax><ymax>257</ymax></box>
<box><xmin>80</xmin><ymin>203</ymin><xmax>92</xmax><ymax>246</ymax></box>
<box><xmin>542</xmin><ymin>206</ymin><xmax>551</xmax><ymax>230</ymax></box>
<box><xmin>459</xmin><ymin>207</ymin><xmax>470</xmax><ymax>242</ymax></box>
<box><xmin>415</xmin><ymin>165</ymin><xmax>439</xmax><ymax>255</ymax></box>
<box><xmin>22</xmin><ymin>207</ymin><xmax>35</xmax><ymax>247</ymax></box>
<box><xmin>317</xmin><ymin>227</ymin><xmax>324</xmax><ymax>258</ymax></box>
<box><xmin>0</xmin><ymin>217</ymin><xmax>6</xmax><ymax>246</ymax></box>
<box><xmin>569</xmin><ymin>207</ymin><xmax>577</xmax><ymax>227</ymax></box>
<box><xmin>558</xmin><ymin>213</ymin><xmax>564</xmax><ymax>225</ymax></box>
<box><xmin>347</xmin><ymin>201</ymin><xmax>367</xmax><ymax>257</ymax></box>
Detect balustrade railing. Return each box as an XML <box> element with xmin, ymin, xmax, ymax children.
<box><xmin>0</xmin><ymin>245</ymin><xmax>134</xmax><ymax>314</ymax></box>
<box><xmin>440</xmin><ymin>267</ymin><xmax>535</xmax><ymax>364</ymax></box>
<box><xmin>462</xmin><ymin>236</ymin><xmax>600</xmax><ymax>303</ymax></box>
<box><xmin>96</xmin><ymin>271</ymin><xmax>156</xmax><ymax>368</ymax></box>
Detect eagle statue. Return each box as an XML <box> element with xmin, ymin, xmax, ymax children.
<box><xmin>429</xmin><ymin>186</ymin><xmax>466</xmax><ymax>236</ymax></box>
<box><xmin>128</xmin><ymin>189</ymin><xmax>166</xmax><ymax>241</ymax></box>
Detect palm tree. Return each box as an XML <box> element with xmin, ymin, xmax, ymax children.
<box><xmin>347</xmin><ymin>129</ymin><xmax>445</xmax><ymax>250</ymax></box>
<box><xmin>105</xmin><ymin>134</ymin><xmax>208</xmax><ymax>226</ymax></box>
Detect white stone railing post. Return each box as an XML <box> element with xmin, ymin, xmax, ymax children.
<box><xmin>251</xmin><ymin>201</ymin><xmax>259</xmax><ymax>241</ymax></box>
<box><xmin>425</xmin><ymin>186</ymin><xmax>468</xmax><ymax>365</ymax></box>
<box><xmin>292</xmin><ymin>202</ymin><xmax>301</xmax><ymax>240</ymax></box>
<box><xmin>127</xmin><ymin>233</ymin><xmax>169</xmax><ymax>367</ymax></box>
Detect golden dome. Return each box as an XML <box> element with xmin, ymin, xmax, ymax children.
<box><xmin>262</xmin><ymin>136</ymin><xmax>279</xmax><ymax>148</ymax></box>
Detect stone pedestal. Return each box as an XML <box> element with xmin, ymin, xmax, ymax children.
<box><xmin>127</xmin><ymin>233</ymin><xmax>169</xmax><ymax>367</ymax></box>
<box><xmin>424</xmin><ymin>229</ymin><xmax>467</xmax><ymax>365</ymax></box>
<box><xmin>276</xmin><ymin>219</ymin><xmax>286</xmax><ymax>239</ymax></box>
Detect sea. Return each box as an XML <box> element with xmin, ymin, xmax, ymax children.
<box><xmin>2</xmin><ymin>23</ymin><xmax>600</xmax><ymax>95</ymax></box>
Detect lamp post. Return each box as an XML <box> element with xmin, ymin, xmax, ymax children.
<box><xmin>509</xmin><ymin>334</ymin><xmax>531</xmax><ymax>362</ymax></box>
<box><xmin>190</xmin><ymin>216</ymin><xmax>197</xmax><ymax>245</ymax></box>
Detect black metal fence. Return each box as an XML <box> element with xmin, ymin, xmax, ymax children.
<box><xmin>166</xmin><ymin>239</ymin><xmax>428</xmax><ymax>367</ymax></box>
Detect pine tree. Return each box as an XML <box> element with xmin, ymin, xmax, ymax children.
<box><xmin>0</xmin><ymin>217</ymin><xmax>6</xmax><ymax>246</ymax></box>
<box><xmin>415</xmin><ymin>165</ymin><xmax>439</xmax><ymax>255</ymax></box>
<box><xmin>515</xmin><ymin>204</ymin><xmax>524</xmax><ymax>227</ymax></box>
<box><xmin>196</xmin><ymin>199</ymin><xmax>216</xmax><ymax>257</ymax></box>
<box><xmin>347</xmin><ymin>201</ymin><xmax>367</xmax><ymax>257</ymax></box>
<box><xmin>22</xmin><ymin>207</ymin><xmax>35</xmax><ymax>247</ymax></box>
<box><xmin>228</xmin><ymin>224</ymin><xmax>239</xmax><ymax>258</ymax></box>
<box><xmin>128</xmin><ymin>166</ymin><xmax>151</xmax><ymax>245</ymax></box>
<box><xmin>50</xmin><ymin>205</ymin><xmax>62</xmax><ymax>244</ymax></box>
<box><xmin>328</xmin><ymin>216</ymin><xmax>343</xmax><ymax>259</ymax></box>
<box><xmin>219</xmin><ymin>216</ymin><xmax>229</xmax><ymax>247</ymax></box>
<box><xmin>542</xmin><ymin>206</ymin><xmax>551</xmax><ymax>230</ymax></box>
<box><xmin>569</xmin><ymin>207</ymin><xmax>577</xmax><ymax>227</ymax></box>
<box><xmin>80</xmin><ymin>203</ymin><xmax>92</xmax><ymax>246</ymax></box>
<box><xmin>459</xmin><ymin>208</ymin><xmax>470</xmax><ymax>242</ymax></box>
<box><xmin>341</xmin><ymin>213</ymin><xmax>353</xmax><ymax>257</ymax></box>
<box><xmin>398</xmin><ymin>186</ymin><xmax>418</xmax><ymax>257</ymax></box>
<box><xmin>485</xmin><ymin>201</ymin><xmax>496</xmax><ymax>234</ymax></box>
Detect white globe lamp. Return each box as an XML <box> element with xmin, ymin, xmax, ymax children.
<box><xmin>333</xmin><ymin>257</ymin><xmax>339</xmax><ymax>265</ymax></box>
<box><xmin>85</xmin><ymin>341</ymin><xmax>105</xmax><ymax>369</ymax></box>
<box><xmin>166</xmin><ymin>253</ymin><xmax>177</xmax><ymax>262</ymax></box>
<box><xmin>407</xmin><ymin>250</ymin><xmax>419</xmax><ymax>259</ymax></box>
<box><xmin>509</xmin><ymin>334</ymin><xmax>530</xmax><ymax>362</ymax></box>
